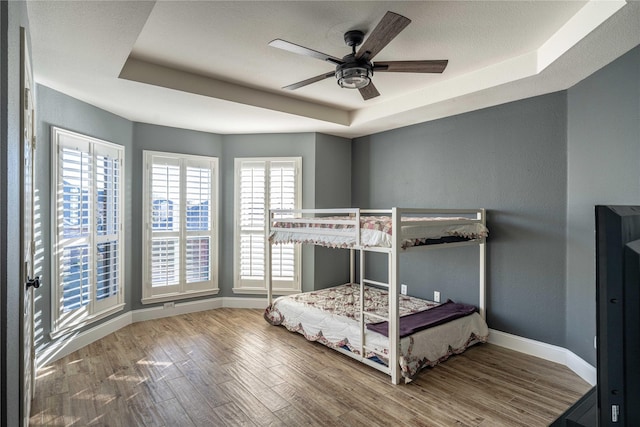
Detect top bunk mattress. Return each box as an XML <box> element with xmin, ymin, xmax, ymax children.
<box><xmin>270</xmin><ymin>215</ymin><xmax>488</xmax><ymax>249</ymax></box>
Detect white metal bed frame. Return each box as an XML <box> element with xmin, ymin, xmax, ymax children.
<box><xmin>266</xmin><ymin>207</ymin><xmax>486</xmax><ymax>385</ymax></box>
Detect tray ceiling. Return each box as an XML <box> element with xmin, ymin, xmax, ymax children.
<box><xmin>26</xmin><ymin>1</ymin><xmax>640</xmax><ymax>138</ymax></box>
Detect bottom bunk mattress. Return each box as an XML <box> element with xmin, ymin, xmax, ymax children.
<box><xmin>264</xmin><ymin>283</ymin><xmax>489</xmax><ymax>380</ymax></box>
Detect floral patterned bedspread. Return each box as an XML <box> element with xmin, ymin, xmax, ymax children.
<box><xmin>277</xmin><ymin>282</ymin><xmax>436</xmax><ymax>321</ymax></box>
<box><xmin>270</xmin><ymin>216</ymin><xmax>488</xmax><ymax>249</ymax></box>
<box><xmin>264</xmin><ymin>284</ymin><xmax>489</xmax><ymax>380</ymax></box>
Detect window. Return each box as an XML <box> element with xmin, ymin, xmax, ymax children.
<box><xmin>142</xmin><ymin>151</ymin><xmax>218</xmax><ymax>303</ymax></box>
<box><xmin>51</xmin><ymin>127</ymin><xmax>124</xmax><ymax>337</ymax></box>
<box><xmin>233</xmin><ymin>157</ymin><xmax>301</xmax><ymax>294</ymax></box>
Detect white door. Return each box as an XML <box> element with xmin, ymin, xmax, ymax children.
<box><xmin>20</xmin><ymin>27</ymin><xmax>37</xmax><ymax>427</ymax></box>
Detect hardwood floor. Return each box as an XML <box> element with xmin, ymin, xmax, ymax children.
<box><xmin>30</xmin><ymin>308</ymin><xmax>591</xmax><ymax>427</ymax></box>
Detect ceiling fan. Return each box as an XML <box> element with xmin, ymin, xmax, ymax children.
<box><xmin>268</xmin><ymin>11</ymin><xmax>448</xmax><ymax>100</ymax></box>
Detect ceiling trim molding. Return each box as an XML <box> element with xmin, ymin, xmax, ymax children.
<box><xmin>119</xmin><ymin>57</ymin><xmax>350</xmax><ymax>126</ymax></box>
<box><xmin>537</xmin><ymin>0</ymin><xmax>626</xmax><ymax>72</ymax></box>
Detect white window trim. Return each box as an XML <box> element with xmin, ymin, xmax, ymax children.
<box><xmin>51</xmin><ymin>126</ymin><xmax>125</xmax><ymax>338</ymax></box>
<box><xmin>233</xmin><ymin>157</ymin><xmax>302</xmax><ymax>295</ymax></box>
<box><xmin>141</xmin><ymin>150</ymin><xmax>219</xmax><ymax>304</ymax></box>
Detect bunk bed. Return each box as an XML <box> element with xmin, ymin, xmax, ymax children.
<box><xmin>264</xmin><ymin>208</ymin><xmax>489</xmax><ymax>384</ymax></box>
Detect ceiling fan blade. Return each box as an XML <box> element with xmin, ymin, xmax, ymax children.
<box><xmin>356</xmin><ymin>11</ymin><xmax>411</xmax><ymax>61</ymax></box>
<box><xmin>359</xmin><ymin>82</ymin><xmax>380</xmax><ymax>100</ymax></box>
<box><xmin>269</xmin><ymin>39</ymin><xmax>344</xmax><ymax>65</ymax></box>
<box><xmin>283</xmin><ymin>72</ymin><xmax>335</xmax><ymax>90</ymax></box>
<box><xmin>373</xmin><ymin>60</ymin><xmax>448</xmax><ymax>73</ymax></box>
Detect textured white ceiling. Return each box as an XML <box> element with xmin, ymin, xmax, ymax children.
<box><xmin>26</xmin><ymin>1</ymin><xmax>640</xmax><ymax>138</ymax></box>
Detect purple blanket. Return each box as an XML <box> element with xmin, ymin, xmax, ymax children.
<box><xmin>366</xmin><ymin>300</ymin><xmax>477</xmax><ymax>338</ymax></box>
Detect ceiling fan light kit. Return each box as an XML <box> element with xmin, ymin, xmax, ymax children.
<box><xmin>336</xmin><ymin>60</ymin><xmax>372</xmax><ymax>89</ymax></box>
<box><xmin>336</xmin><ymin>65</ymin><xmax>372</xmax><ymax>89</ymax></box>
<box><xmin>269</xmin><ymin>11</ymin><xmax>448</xmax><ymax>100</ymax></box>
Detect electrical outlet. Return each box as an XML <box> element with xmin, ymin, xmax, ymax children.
<box><xmin>400</xmin><ymin>284</ymin><xmax>407</xmax><ymax>295</ymax></box>
<box><xmin>164</xmin><ymin>302</ymin><xmax>175</xmax><ymax>309</ymax></box>
<box><xmin>434</xmin><ymin>291</ymin><xmax>441</xmax><ymax>303</ymax></box>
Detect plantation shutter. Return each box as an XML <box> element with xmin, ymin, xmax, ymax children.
<box><xmin>150</xmin><ymin>159</ymin><xmax>181</xmax><ymax>289</ymax></box>
<box><xmin>185</xmin><ymin>163</ymin><xmax>212</xmax><ymax>284</ymax></box>
<box><xmin>235</xmin><ymin>157</ymin><xmax>300</xmax><ymax>292</ymax></box>
<box><xmin>269</xmin><ymin>161</ymin><xmax>296</xmax><ymax>280</ymax></box>
<box><xmin>142</xmin><ymin>151</ymin><xmax>218</xmax><ymax>302</ymax></box>
<box><xmin>94</xmin><ymin>146</ymin><xmax>122</xmax><ymax>311</ymax></box>
<box><xmin>59</xmin><ymin>146</ymin><xmax>92</xmax><ymax>313</ymax></box>
<box><xmin>239</xmin><ymin>161</ymin><xmax>266</xmax><ymax>281</ymax></box>
<box><xmin>52</xmin><ymin>127</ymin><xmax>125</xmax><ymax>336</ymax></box>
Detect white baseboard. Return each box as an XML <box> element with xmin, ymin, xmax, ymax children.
<box><xmin>488</xmin><ymin>329</ymin><xmax>596</xmax><ymax>386</ymax></box>
<box><xmin>37</xmin><ymin>303</ymin><xmax>597</xmax><ymax>387</ymax></box>
<box><xmin>132</xmin><ymin>297</ymin><xmax>223</xmax><ymax>322</ymax></box>
<box><xmin>565</xmin><ymin>349</ymin><xmax>597</xmax><ymax>386</ymax></box>
<box><xmin>131</xmin><ymin>297</ymin><xmax>266</xmax><ymax>322</ymax></box>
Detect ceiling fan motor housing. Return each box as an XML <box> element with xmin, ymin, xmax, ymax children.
<box><xmin>343</xmin><ymin>30</ymin><xmax>365</xmax><ymax>47</ymax></box>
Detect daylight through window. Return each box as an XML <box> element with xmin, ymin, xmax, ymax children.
<box><xmin>142</xmin><ymin>151</ymin><xmax>218</xmax><ymax>303</ymax></box>
<box><xmin>234</xmin><ymin>157</ymin><xmax>301</xmax><ymax>294</ymax></box>
<box><xmin>52</xmin><ymin>127</ymin><xmax>124</xmax><ymax>336</ymax></box>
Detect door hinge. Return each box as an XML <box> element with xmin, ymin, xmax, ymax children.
<box><xmin>24</xmin><ymin>88</ymin><xmax>30</xmax><ymax>110</ymax></box>
<box><xmin>26</xmin><ymin>276</ymin><xmax>41</xmax><ymax>289</ymax></box>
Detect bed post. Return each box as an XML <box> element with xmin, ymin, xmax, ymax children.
<box><xmin>390</xmin><ymin>208</ymin><xmax>401</xmax><ymax>384</ymax></box>
<box><xmin>266</xmin><ymin>210</ymin><xmax>273</xmax><ymax>307</ymax></box>
<box><xmin>359</xmin><ymin>249</ymin><xmax>365</xmax><ymax>358</ymax></box>
<box><xmin>479</xmin><ymin>208</ymin><xmax>486</xmax><ymax>321</ymax></box>
<box><xmin>350</xmin><ymin>249</ymin><xmax>355</xmax><ymax>284</ymax></box>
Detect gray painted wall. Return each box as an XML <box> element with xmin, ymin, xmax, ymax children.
<box><xmin>313</xmin><ymin>133</ymin><xmax>352</xmax><ymax>290</ymax></box>
<box><xmin>131</xmin><ymin>123</ymin><xmax>223</xmax><ymax>309</ymax></box>
<box><xmin>34</xmin><ymin>85</ymin><xmax>134</xmax><ymax>355</ymax></box>
<box><xmin>566</xmin><ymin>45</ymin><xmax>640</xmax><ymax>365</ymax></box>
<box><xmin>314</xmin><ymin>133</ymin><xmax>351</xmax><ymax>209</ymax></box>
<box><xmin>352</xmin><ymin>93</ymin><xmax>569</xmax><ymax>347</ymax></box>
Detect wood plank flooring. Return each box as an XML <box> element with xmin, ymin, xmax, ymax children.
<box><xmin>30</xmin><ymin>308</ymin><xmax>591</xmax><ymax>426</ymax></box>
